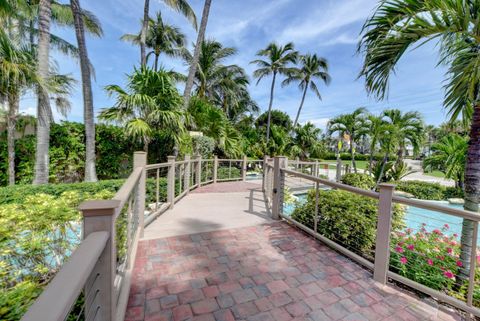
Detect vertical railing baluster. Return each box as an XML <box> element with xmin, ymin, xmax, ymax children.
<box><xmin>242</xmin><ymin>155</ymin><xmax>247</xmax><ymax>181</ymax></box>
<box><xmin>213</xmin><ymin>155</ymin><xmax>218</xmax><ymax>183</ymax></box>
<box><xmin>314</xmin><ymin>181</ymin><xmax>319</xmax><ymax>234</ymax></box>
<box><xmin>467</xmin><ymin>221</ymin><xmax>479</xmax><ymax>320</ymax></box>
<box><xmin>184</xmin><ymin>155</ymin><xmax>190</xmax><ymax>194</ymax></box>
<box><xmin>133</xmin><ymin>152</ymin><xmax>146</xmax><ymax>237</ymax></box>
<box><xmin>195</xmin><ymin>154</ymin><xmax>202</xmax><ymax>187</ymax></box>
<box><xmin>229</xmin><ymin>160</ymin><xmax>232</xmax><ymax>179</ymax></box>
<box><xmin>155</xmin><ymin>168</ymin><xmax>159</xmax><ymax>211</ymax></box>
<box><xmin>272</xmin><ymin>156</ymin><xmax>287</xmax><ymax>220</ymax></box>
<box><xmin>167</xmin><ymin>156</ymin><xmax>175</xmax><ymax>208</ymax></box>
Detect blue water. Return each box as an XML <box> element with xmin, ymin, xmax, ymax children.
<box><xmin>283</xmin><ymin>193</ymin><xmax>468</xmax><ymax>237</ymax></box>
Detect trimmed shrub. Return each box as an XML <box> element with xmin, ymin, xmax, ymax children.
<box><xmin>395</xmin><ymin>180</ymin><xmax>446</xmax><ymax>200</ymax></box>
<box><xmin>217</xmin><ymin>166</ymin><xmax>241</xmax><ymax>180</ymax></box>
<box><xmin>444</xmin><ymin>186</ymin><xmax>464</xmax><ymax>199</ymax></box>
<box><xmin>341</xmin><ymin>173</ymin><xmax>375</xmax><ymax>190</ymax></box>
<box><xmin>291</xmin><ymin>189</ymin><xmax>405</xmax><ymax>259</ymax></box>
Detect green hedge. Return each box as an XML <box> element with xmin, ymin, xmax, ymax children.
<box><xmin>394</xmin><ymin>180</ymin><xmax>464</xmax><ymax>200</ymax></box>
<box><xmin>217</xmin><ymin>166</ymin><xmax>241</xmax><ymax>180</ymax></box>
<box><xmin>321</xmin><ymin>152</ymin><xmax>395</xmax><ymax>162</ymax></box>
<box><xmin>291</xmin><ymin>189</ymin><xmax>405</xmax><ymax>259</ymax></box>
<box><xmin>341</xmin><ymin>173</ymin><xmax>375</xmax><ymax>190</ymax></box>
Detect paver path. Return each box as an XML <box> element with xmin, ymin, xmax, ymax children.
<box><xmin>127</xmin><ymin>222</ymin><xmax>460</xmax><ymax>321</ymax></box>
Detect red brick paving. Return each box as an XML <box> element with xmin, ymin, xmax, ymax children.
<box><xmin>126</xmin><ymin>222</ymin><xmax>461</xmax><ymax>321</ymax></box>
<box><xmin>191</xmin><ymin>181</ymin><xmax>261</xmax><ymax>194</ymax></box>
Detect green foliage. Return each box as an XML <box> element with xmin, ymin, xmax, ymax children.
<box><xmin>291</xmin><ymin>189</ymin><xmax>404</xmax><ymax>258</ymax></box>
<box><xmin>341</xmin><ymin>173</ymin><xmax>375</xmax><ymax>190</ymax></box>
<box><xmin>217</xmin><ymin>166</ymin><xmax>241</xmax><ymax>180</ymax></box>
<box><xmin>395</xmin><ymin>181</ymin><xmax>447</xmax><ymax>200</ymax></box>
<box><xmin>192</xmin><ymin>136</ymin><xmax>215</xmax><ymax>158</ymax></box>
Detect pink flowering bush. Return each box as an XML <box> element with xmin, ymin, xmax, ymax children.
<box><xmin>390</xmin><ymin>224</ymin><xmax>461</xmax><ymax>291</ymax></box>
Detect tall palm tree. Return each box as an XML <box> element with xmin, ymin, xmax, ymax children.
<box><xmin>70</xmin><ymin>0</ymin><xmax>102</xmax><ymax>182</ymax></box>
<box><xmin>33</xmin><ymin>0</ymin><xmax>52</xmax><ymax>184</ymax></box>
<box><xmin>99</xmin><ymin>68</ymin><xmax>185</xmax><ymax>152</ymax></box>
<box><xmin>122</xmin><ymin>12</ymin><xmax>185</xmax><ymax>71</ymax></box>
<box><xmin>283</xmin><ymin>53</ymin><xmax>331</xmax><ymax>128</ymax></box>
<box><xmin>140</xmin><ymin>0</ymin><xmax>196</xmax><ymax>67</ymax></box>
<box><xmin>358</xmin><ymin>0</ymin><xmax>480</xmax><ymax>280</ymax></box>
<box><xmin>328</xmin><ymin>107</ymin><xmax>367</xmax><ymax>173</ymax></box>
<box><xmin>183</xmin><ymin>0</ymin><xmax>212</xmax><ymax>108</ymax></box>
<box><xmin>382</xmin><ymin>109</ymin><xmax>423</xmax><ymax>162</ymax></box>
<box><xmin>251</xmin><ymin>42</ymin><xmax>298</xmax><ymax>143</ymax></box>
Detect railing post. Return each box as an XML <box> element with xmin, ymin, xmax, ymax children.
<box><xmin>213</xmin><ymin>155</ymin><xmax>218</xmax><ymax>183</ymax></box>
<box><xmin>373</xmin><ymin>183</ymin><xmax>395</xmax><ymax>285</ymax></box>
<box><xmin>133</xmin><ymin>151</ymin><xmax>146</xmax><ymax>237</ymax></box>
<box><xmin>272</xmin><ymin>156</ymin><xmax>287</xmax><ymax>220</ymax></box>
<box><xmin>295</xmin><ymin>156</ymin><xmax>300</xmax><ymax>171</ymax></box>
<box><xmin>80</xmin><ymin>200</ymin><xmax>120</xmax><ymax>321</ymax></box>
<box><xmin>262</xmin><ymin>155</ymin><xmax>268</xmax><ymax>192</ymax></box>
<box><xmin>195</xmin><ymin>154</ymin><xmax>202</xmax><ymax>187</ymax></box>
<box><xmin>313</xmin><ymin>160</ymin><xmax>318</xmax><ymax>177</ymax></box>
<box><xmin>242</xmin><ymin>155</ymin><xmax>248</xmax><ymax>181</ymax></box>
<box><xmin>167</xmin><ymin>156</ymin><xmax>175</xmax><ymax>209</ymax></box>
<box><xmin>184</xmin><ymin>154</ymin><xmax>191</xmax><ymax>194</ymax></box>
<box><xmin>336</xmin><ymin>158</ymin><xmax>342</xmax><ymax>182</ymax></box>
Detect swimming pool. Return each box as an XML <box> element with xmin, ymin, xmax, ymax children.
<box><xmin>283</xmin><ymin>192</ymin><xmax>469</xmax><ymax>237</ymax></box>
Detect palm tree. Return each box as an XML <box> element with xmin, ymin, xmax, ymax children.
<box><xmin>183</xmin><ymin>0</ymin><xmax>212</xmax><ymax>108</ymax></box>
<box><xmin>33</xmin><ymin>0</ymin><xmax>52</xmax><ymax>185</ymax></box>
<box><xmin>99</xmin><ymin>67</ymin><xmax>185</xmax><ymax>152</ymax></box>
<box><xmin>358</xmin><ymin>0</ymin><xmax>480</xmax><ymax>280</ymax></box>
<box><xmin>251</xmin><ymin>42</ymin><xmax>297</xmax><ymax>143</ymax></box>
<box><xmin>0</xmin><ymin>30</ymin><xmax>36</xmax><ymax>185</ymax></box>
<box><xmin>291</xmin><ymin>122</ymin><xmax>322</xmax><ymax>160</ymax></box>
<box><xmin>283</xmin><ymin>54</ymin><xmax>331</xmax><ymax>128</ymax></box>
<box><xmin>365</xmin><ymin>114</ymin><xmax>385</xmax><ymax>173</ymax></box>
<box><xmin>122</xmin><ymin>12</ymin><xmax>185</xmax><ymax>71</ymax></box>
<box><xmin>140</xmin><ymin>0</ymin><xmax>196</xmax><ymax>67</ymax></box>
<box><xmin>328</xmin><ymin>107</ymin><xmax>367</xmax><ymax>173</ymax></box>
<box><xmin>70</xmin><ymin>0</ymin><xmax>102</xmax><ymax>182</ymax></box>
<box><xmin>424</xmin><ymin>133</ymin><xmax>467</xmax><ymax>189</ymax></box>
<box><xmin>382</xmin><ymin>109</ymin><xmax>423</xmax><ymax>162</ymax></box>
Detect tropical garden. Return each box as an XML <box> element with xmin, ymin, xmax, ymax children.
<box><xmin>1</xmin><ymin>0</ymin><xmax>480</xmax><ymax>319</ymax></box>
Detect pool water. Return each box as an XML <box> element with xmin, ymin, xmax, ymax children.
<box><xmin>283</xmin><ymin>193</ymin><xmax>469</xmax><ymax>238</ymax></box>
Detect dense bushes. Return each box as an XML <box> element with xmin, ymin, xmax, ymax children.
<box><xmin>341</xmin><ymin>173</ymin><xmax>375</xmax><ymax>189</ymax></box>
<box><xmin>395</xmin><ymin>180</ymin><xmax>463</xmax><ymax>200</ymax></box>
<box><xmin>291</xmin><ymin>189</ymin><xmax>405</xmax><ymax>259</ymax></box>
<box><xmin>217</xmin><ymin>166</ymin><xmax>241</xmax><ymax>180</ymax></box>
<box><xmin>321</xmin><ymin>152</ymin><xmax>395</xmax><ymax>162</ymax></box>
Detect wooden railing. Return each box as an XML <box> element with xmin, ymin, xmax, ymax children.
<box><xmin>20</xmin><ymin>152</ymin><xmax>265</xmax><ymax>321</ymax></box>
<box><xmin>264</xmin><ymin>156</ymin><xmax>480</xmax><ymax>319</ymax></box>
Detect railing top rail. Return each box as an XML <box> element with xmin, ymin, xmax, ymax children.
<box><xmin>145</xmin><ymin>163</ymin><xmax>170</xmax><ymax>170</ymax></box>
<box><xmin>218</xmin><ymin>159</ymin><xmax>243</xmax><ymax>162</ymax></box>
<box><xmin>282</xmin><ymin>168</ymin><xmax>379</xmax><ymax>199</ymax></box>
<box><xmin>392</xmin><ymin>195</ymin><xmax>480</xmax><ymax>221</ymax></box>
<box><xmin>114</xmin><ymin>167</ymin><xmax>142</xmax><ymax>211</ymax></box>
<box><xmin>20</xmin><ymin>231</ymin><xmax>109</xmax><ymax>321</ymax></box>
<box><xmin>174</xmin><ymin>160</ymin><xmax>189</xmax><ymax>165</ymax></box>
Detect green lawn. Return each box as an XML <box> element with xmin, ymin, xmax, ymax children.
<box><xmin>424</xmin><ymin>170</ymin><xmax>446</xmax><ymax>178</ymax></box>
<box><xmin>322</xmin><ymin>159</ymin><xmax>368</xmax><ymax>170</ymax></box>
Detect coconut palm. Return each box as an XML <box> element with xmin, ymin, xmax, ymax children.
<box><xmin>382</xmin><ymin>109</ymin><xmax>423</xmax><ymax>161</ymax></box>
<box><xmin>251</xmin><ymin>42</ymin><xmax>298</xmax><ymax>143</ymax></box>
<box><xmin>424</xmin><ymin>133</ymin><xmax>468</xmax><ymax>189</ymax></box>
<box><xmin>291</xmin><ymin>122</ymin><xmax>322</xmax><ymax>160</ymax></box>
<box><xmin>140</xmin><ymin>0</ymin><xmax>196</xmax><ymax>67</ymax></box>
<box><xmin>327</xmin><ymin>107</ymin><xmax>367</xmax><ymax>173</ymax></box>
<box><xmin>99</xmin><ymin>68</ymin><xmax>185</xmax><ymax>152</ymax></box>
<box><xmin>183</xmin><ymin>0</ymin><xmax>212</xmax><ymax>108</ymax></box>
<box><xmin>122</xmin><ymin>12</ymin><xmax>185</xmax><ymax>71</ymax></box>
<box><xmin>358</xmin><ymin>0</ymin><xmax>480</xmax><ymax>279</ymax></box>
<box><xmin>70</xmin><ymin>0</ymin><xmax>101</xmax><ymax>182</ymax></box>
<box><xmin>283</xmin><ymin>53</ymin><xmax>331</xmax><ymax>128</ymax></box>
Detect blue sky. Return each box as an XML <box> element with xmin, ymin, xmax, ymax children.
<box><xmin>20</xmin><ymin>0</ymin><xmax>450</xmax><ymax>130</ymax></box>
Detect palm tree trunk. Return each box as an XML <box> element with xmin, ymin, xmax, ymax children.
<box><xmin>183</xmin><ymin>0</ymin><xmax>212</xmax><ymax>108</ymax></box>
<box><xmin>368</xmin><ymin>139</ymin><xmax>376</xmax><ymax>174</ymax></box>
<box><xmin>154</xmin><ymin>53</ymin><xmax>159</xmax><ymax>71</ymax></box>
<box><xmin>7</xmin><ymin>91</ymin><xmax>19</xmax><ymax>186</ymax></box>
<box><xmin>71</xmin><ymin>0</ymin><xmax>97</xmax><ymax>182</ymax></box>
<box><xmin>33</xmin><ymin>0</ymin><xmax>52</xmax><ymax>185</ymax></box>
<box><xmin>376</xmin><ymin>154</ymin><xmax>389</xmax><ymax>187</ymax></box>
<box><xmin>293</xmin><ymin>82</ymin><xmax>308</xmax><ymax>128</ymax></box>
<box><xmin>459</xmin><ymin>104</ymin><xmax>480</xmax><ymax>282</ymax></box>
<box><xmin>140</xmin><ymin>0</ymin><xmax>149</xmax><ymax>66</ymax></box>
<box><xmin>266</xmin><ymin>71</ymin><xmax>277</xmax><ymax>143</ymax></box>
<box><xmin>350</xmin><ymin>138</ymin><xmax>357</xmax><ymax>173</ymax></box>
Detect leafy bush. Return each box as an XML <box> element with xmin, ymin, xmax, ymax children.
<box><xmin>341</xmin><ymin>173</ymin><xmax>375</xmax><ymax>190</ymax></box>
<box><xmin>291</xmin><ymin>189</ymin><xmax>404</xmax><ymax>259</ymax></box>
<box><xmin>444</xmin><ymin>186</ymin><xmax>464</xmax><ymax>199</ymax></box>
<box><xmin>192</xmin><ymin>136</ymin><xmax>215</xmax><ymax>158</ymax></box>
<box><xmin>217</xmin><ymin>166</ymin><xmax>241</xmax><ymax>180</ymax></box>
<box><xmin>395</xmin><ymin>180</ymin><xmax>446</xmax><ymax>200</ymax></box>
<box><xmin>321</xmin><ymin>152</ymin><xmax>394</xmax><ymax>162</ymax></box>
<box><xmin>390</xmin><ymin>225</ymin><xmax>461</xmax><ymax>292</ymax></box>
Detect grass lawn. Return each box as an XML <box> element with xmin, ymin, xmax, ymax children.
<box><xmin>424</xmin><ymin>170</ymin><xmax>446</xmax><ymax>178</ymax></box>
<box><xmin>322</xmin><ymin>159</ymin><xmax>368</xmax><ymax>170</ymax></box>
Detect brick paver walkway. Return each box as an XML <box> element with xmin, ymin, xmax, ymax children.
<box><xmin>126</xmin><ymin>222</ymin><xmax>460</xmax><ymax>321</ymax></box>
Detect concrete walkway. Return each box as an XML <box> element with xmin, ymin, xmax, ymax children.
<box><xmin>143</xmin><ymin>182</ymin><xmax>271</xmax><ymax>240</ymax></box>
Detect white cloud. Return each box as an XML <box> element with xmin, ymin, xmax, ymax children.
<box><xmin>278</xmin><ymin>0</ymin><xmax>376</xmax><ymax>44</ymax></box>
<box><xmin>304</xmin><ymin>117</ymin><xmax>330</xmax><ymax>129</ymax></box>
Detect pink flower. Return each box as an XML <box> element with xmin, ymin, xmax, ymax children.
<box><xmin>395</xmin><ymin>246</ymin><xmax>404</xmax><ymax>253</ymax></box>
<box><xmin>443</xmin><ymin>224</ymin><xmax>450</xmax><ymax>230</ymax></box>
<box><xmin>433</xmin><ymin>229</ymin><xmax>442</xmax><ymax>235</ymax></box>
<box><xmin>438</xmin><ymin>255</ymin><xmax>445</xmax><ymax>261</ymax></box>
<box><xmin>407</xmin><ymin>244</ymin><xmax>414</xmax><ymax>251</ymax></box>
<box><xmin>453</xmin><ymin>233</ymin><xmax>458</xmax><ymax>238</ymax></box>
<box><xmin>406</xmin><ymin>228</ymin><xmax>413</xmax><ymax>235</ymax></box>
<box><xmin>427</xmin><ymin>259</ymin><xmax>433</xmax><ymax>266</ymax></box>
<box><xmin>444</xmin><ymin>270</ymin><xmax>455</xmax><ymax>279</ymax></box>
<box><xmin>400</xmin><ymin>257</ymin><xmax>408</xmax><ymax>264</ymax></box>
<box><xmin>456</xmin><ymin>260</ymin><xmax>463</xmax><ymax>267</ymax></box>
<box><xmin>447</xmin><ymin>248</ymin><xmax>453</xmax><ymax>254</ymax></box>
